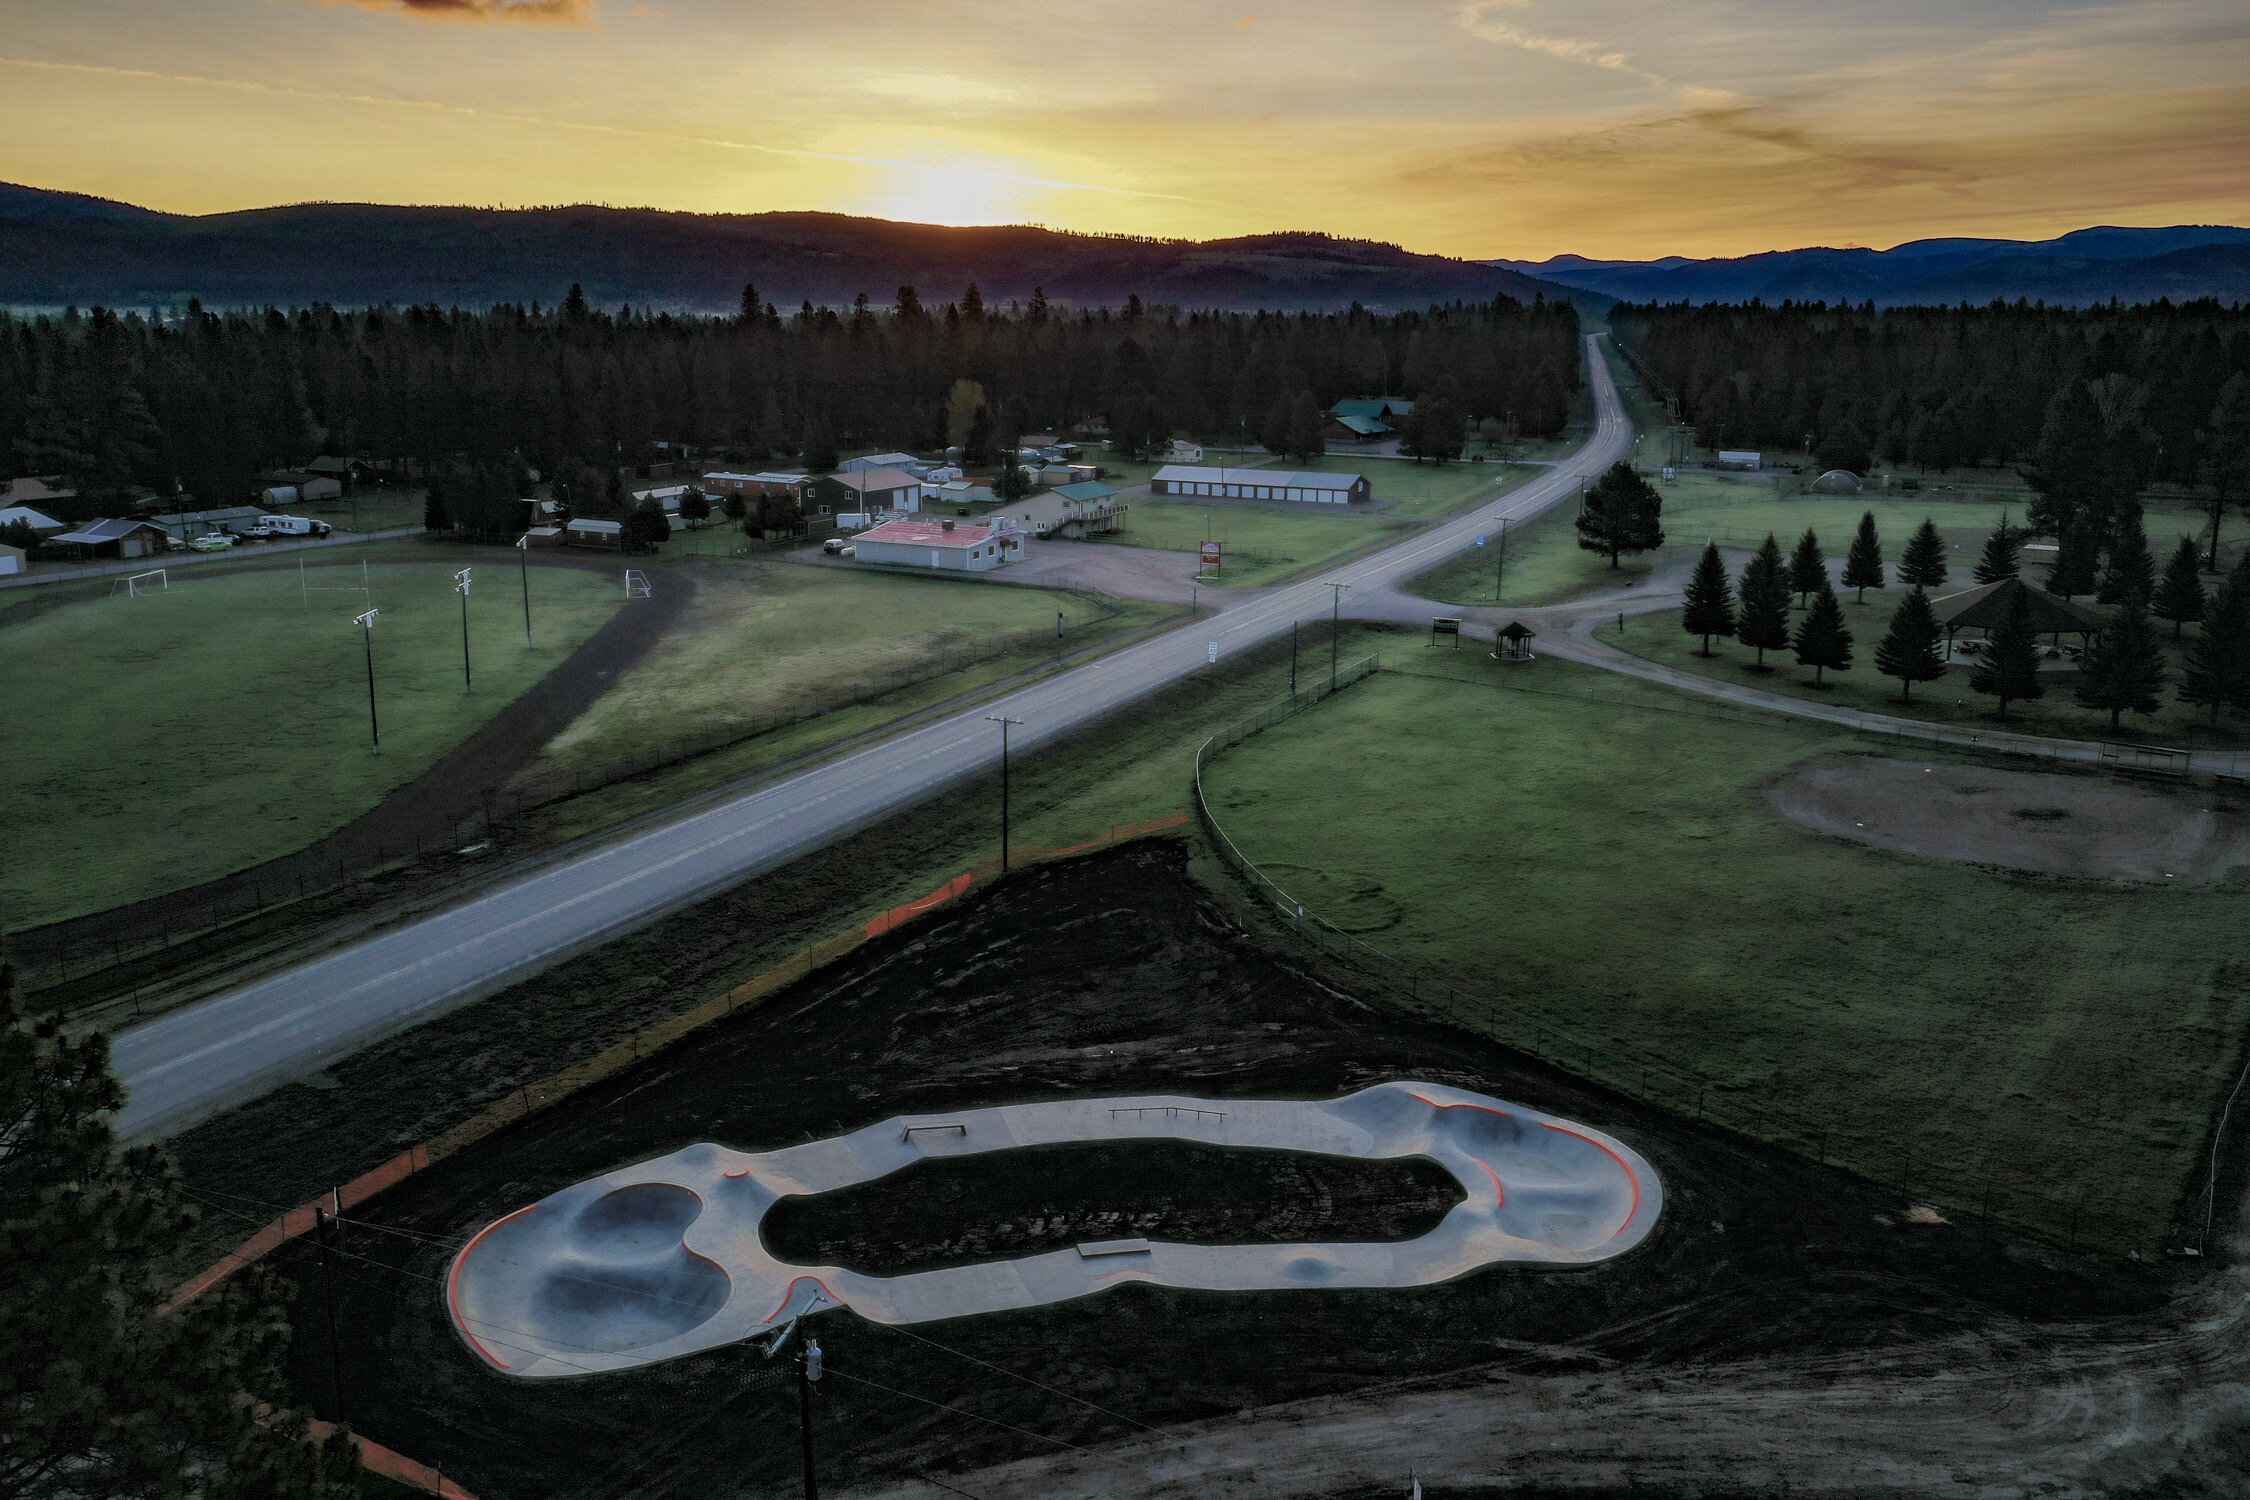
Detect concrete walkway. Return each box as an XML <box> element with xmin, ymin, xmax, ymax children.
<box><xmin>445</xmin><ymin>1081</ymin><xmax>1660</xmax><ymax>1380</ymax></box>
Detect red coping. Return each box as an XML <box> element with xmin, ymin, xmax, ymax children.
<box><xmin>763</xmin><ymin>1274</ymin><xmax>847</xmax><ymax>1324</ymax></box>
<box><xmin>446</xmin><ymin>1205</ymin><xmax>539</xmax><ymax>1370</ymax></box>
<box><xmin>1539</xmin><ymin>1122</ymin><xmax>1643</xmax><ymax>1234</ymax></box>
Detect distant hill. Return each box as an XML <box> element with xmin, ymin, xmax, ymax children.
<box><xmin>0</xmin><ymin>184</ymin><xmax>1597</xmax><ymax>314</ymax></box>
<box><xmin>1488</xmin><ymin>225</ymin><xmax>2250</xmax><ymax>307</ymax></box>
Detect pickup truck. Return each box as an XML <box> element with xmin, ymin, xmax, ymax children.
<box><xmin>185</xmin><ymin>533</ymin><xmax>236</xmax><ymax>552</ymax></box>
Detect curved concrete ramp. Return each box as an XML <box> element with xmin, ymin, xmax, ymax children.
<box><xmin>446</xmin><ymin>1082</ymin><xmax>1663</xmax><ymax>1379</ymax></box>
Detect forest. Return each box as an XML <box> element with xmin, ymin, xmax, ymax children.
<box><xmin>1615</xmin><ymin>300</ymin><xmax>2250</xmax><ymax>562</ymax></box>
<box><xmin>0</xmin><ymin>285</ymin><xmax>1581</xmax><ymax>528</ymax></box>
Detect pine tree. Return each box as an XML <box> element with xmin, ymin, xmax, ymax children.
<box><xmin>800</xmin><ymin>417</ymin><xmax>839</xmax><ymax>474</ymax></box>
<box><xmin>1791</xmin><ymin>581</ymin><xmax>1854</xmax><ymax>684</ymax></box>
<box><xmin>1969</xmin><ymin>590</ymin><xmax>2045</xmax><ymax>716</ymax></box>
<box><xmin>2097</xmin><ymin>505</ymin><xmax>2156</xmax><ymax>606</ymax></box>
<box><xmin>2197</xmin><ymin>372</ymin><xmax>2250</xmax><ymax>568</ymax></box>
<box><xmin>2181</xmin><ymin>558</ymin><xmax>2250</xmax><ymax>725</ymax></box>
<box><xmin>1788</xmin><ymin>527</ymin><xmax>1828</xmax><ymax>604</ymax></box>
<box><xmin>2153</xmin><ymin>536</ymin><xmax>2207</xmax><ymax>637</ymax></box>
<box><xmin>1842</xmin><ymin>511</ymin><xmax>1885</xmax><ymax>600</ymax></box>
<box><xmin>1971</xmin><ymin>519</ymin><xmax>2021</xmax><ymax>585</ymax></box>
<box><xmin>421</xmin><ymin>478</ymin><xmax>451</xmax><ymax>532</ymax></box>
<box><xmin>1681</xmin><ymin>542</ymin><xmax>1735</xmax><ymax>654</ymax></box>
<box><xmin>1736</xmin><ymin>534</ymin><xmax>1792</xmax><ymax>668</ymax></box>
<box><xmin>679</xmin><ymin>489</ymin><xmax>711</xmax><ymax>530</ymax></box>
<box><xmin>626</xmin><ymin>494</ymin><xmax>671</xmax><ymax>549</ymax></box>
<box><xmin>1899</xmin><ymin>518</ymin><xmax>1949</xmax><ymax>591</ymax></box>
<box><xmin>1574</xmin><ymin>461</ymin><xmax>1664</xmax><ymax>567</ymax></box>
<box><xmin>1874</xmin><ymin>588</ymin><xmax>1947</xmax><ymax>701</ymax></box>
<box><xmin>2074</xmin><ymin>593</ymin><xmax>2168</xmax><ymax>730</ymax></box>
<box><xmin>2046</xmin><ymin>516</ymin><xmax>2102</xmax><ymax>598</ymax></box>
<box><xmin>0</xmin><ymin>945</ymin><xmax>364</xmax><ymax>1500</ymax></box>
<box><xmin>991</xmin><ymin>453</ymin><xmax>1031</xmax><ymax>501</ymax></box>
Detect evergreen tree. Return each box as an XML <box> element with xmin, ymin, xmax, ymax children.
<box><xmin>1791</xmin><ymin>581</ymin><xmax>1854</xmax><ymax>684</ymax></box>
<box><xmin>625</xmin><ymin>494</ymin><xmax>671</xmax><ymax>549</ymax></box>
<box><xmin>421</xmin><ymin>479</ymin><xmax>451</xmax><ymax>532</ymax></box>
<box><xmin>2073</xmin><ymin>593</ymin><xmax>2168</xmax><ymax>730</ymax></box>
<box><xmin>0</xmin><ymin>945</ymin><xmax>363</xmax><ymax>1500</ymax></box>
<box><xmin>2153</xmin><ymin>536</ymin><xmax>2208</xmax><ymax>636</ymax></box>
<box><xmin>2046</xmin><ymin>516</ymin><xmax>2102</xmax><ymax>598</ymax></box>
<box><xmin>1968</xmin><ymin>590</ymin><xmax>2046</xmax><ymax>716</ymax></box>
<box><xmin>1681</xmin><ymin>542</ymin><xmax>1736</xmax><ymax>654</ymax></box>
<box><xmin>1899</xmin><ymin>518</ymin><xmax>1949</xmax><ymax>591</ymax></box>
<box><xmin>800</xmin><ymin>417</ymin><xmax>839</xmax><ymax>474</ymax></box>
<box><xmin>2181</xmin><ymin>558</ymin><xmax>2250</xmax><ymax>725</ymax></box>
<box><xmin>991</xmin><ymin>453</ymin><xmax>1031</xmax><ymax>501</ymax></box>
<box><xmin>1574</xmin><ymin>460</ymin><xmax>1664</xmax><ymax>568</ymax></box>
<box><xmin>1788</xmin><ymin>527</ymin><xmax>1828</xmax><ymax>604</ymax></box>
<box><xmin>678</xmin><ymin>489</ymin><xmax>711</xmax><ymax>530</ymax></box>
<box><xmin>1841</xmin><ymin>510</ymin><xmax>1885</xmax><ymax>600</ymax></box>
<box><xmin>1285</xmin><ymin>391</ymin><xmax>1326</xmax><ymax>463</ymax></box>
<box><xmin>1736</xmin><ymin>534</ymin><xmax>1792</xmax><ymax>668</ymax></box>
<box><xmin>1814</xmin><ymin>421</ymin><xmax>1870</xmax><ymax>476</ymax></box>
<box><xmin>2197</xmin><ymin>372</ymin><xmax>2250</xmax><ymax>568</ymax></box>
<box><xmin>1972</xmin><ymin>519</ymin><xmax>2021</xmax><ymax>585</ymax></box>
<box><xmin>962</xmin><ymin>404</ymin><xmax>997</xmax><ymax>466</ymax></box>
<box><xmin>1874</xmin><ymin>588</ymin><xmax>1947</xmax><ymax>701</ymax></box>
<box><xmin>1259</xmin><ymin>393</ymin><xmax>1294</xmax><ymax>458</ymax></box>
<box><xmin>720</xmin><ymin>491</ymin><xmax>746</xmax><ymax>524</ymax></box>
<box><xmin>2097</xmin><ymin>504</ymin><xmax>2156</xmax><ymax>606</ymax></box>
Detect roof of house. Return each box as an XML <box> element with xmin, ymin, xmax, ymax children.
<box><xmin>305</xmin><ymin>456</ymin><xmax>361</xmax><ymax>474</ymax></box>
<box><xmin>526</xmin><ymin>525</ymin><xmax>565</xmax><ymax>538</ymax></box>
<box><xmin>1152</xmin><ymin>466</ymin><xmax>1363</xmax><ymax>491</ymax></box>
<box><xmin>856</xmin><ymin>517</ymin><xmax>1008</xmax><ymax>549</ymax></box>
<box><xmin>0</xmin><ymin>505</ymin><xmax>63</xmax><ymax>530</ymax></box>
<box><xmin>1052</xmin><ymin>481</ymin><xmax>1120</xmax><ymax>503</ymax></box>
<box><xmin>847</xmin><ymin>451</ymin><xmax>920</xmax><ymax>468</ymax></box>
<box><xmin>832</xmin><ymin>467</ymin><xmax>924</xmax><ymax>494</ymax></box>
<box><xmin>566</xmin><ymin>518</ymin><xmax>624</xmax><ymax>533</ymax></box>
<box><xmin>1328</xmin><ymin>415</ymin><xmax>1392</xmax><ymax>437</ymax></box>
<box><xmin>1329</xmin><ymin>397</ymin><xmax>1413</xmax><ymax>421</ymax></box>
<box><xmin>3</xmin><ymin>476</ymin><xmax>76</xmax><ymax>504</ymax></box>
<box><xmin>1930</xmin><ymin>577</ymin><xmax>2108</xmax><ymax>635</ymax></box>
<box><xmin>630</xmin><ymin>485</ymin><xmax>691</xmax><ymax>503</ymax></box>
<box><xmin>51</xmin><ymin>517</ymin><xmax>170</xmax><ymax>544</ymax></box>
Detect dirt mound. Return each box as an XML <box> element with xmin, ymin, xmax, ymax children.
<box><xmin>1769</xmin><ymin>754</ymin><xmax>2250</xmax><ymax>883</ymax></box>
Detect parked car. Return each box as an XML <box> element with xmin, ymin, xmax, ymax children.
<box><xmin>822</xmin><ymin>537</ymin><xmax>848</xmax><ymax>555</ymax></box>
<box><xmin>185</xmin><ymin>533</ymin><xmax>236</xmax><ymax>552</ymax></box>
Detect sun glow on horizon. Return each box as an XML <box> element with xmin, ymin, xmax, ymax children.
<box><xmin>849</xmin><ymin>158</ymin><xmax>1057</xmax><ymax>229</ymax></box>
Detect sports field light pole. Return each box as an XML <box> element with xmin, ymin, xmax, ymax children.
<box><xmin>515</xmin><ymin>533</ymin><xmax>533</xmax><ymax>648</ymax></box>
<box><xmin>1328</xmin><ymin>581</ymin><xmax>1350</xmax><ymax>691</ymax></box>
<box><xmin>455</xmin><ymin>567</ymin><xmax>474</xmax><ymax>691</ymax></box>
<box><xmin>985</xmin><ymin>713</ymin><xmax>1024</xmax><ymax>872</ymax></box>
<box><xmin>796</xmin><ymin>1337</ymin><xmax>823</xmax><ymax>1500</ymax></box>
<box><xmin>354</xmin><ymin>607</ymin><xmax>382</xmax><ymax>754</ymax></box>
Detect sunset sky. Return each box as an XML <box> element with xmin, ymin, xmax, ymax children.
<box><xmin>2</xmin><ymin>0</ymin><xmax>2245</xmax><ymax>260</ymax></box>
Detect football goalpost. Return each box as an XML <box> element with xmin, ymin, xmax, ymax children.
<box><xmin>301</xmin><ymin>556</ymin><xmax>373</xmax><ymax>612</ymax></box>
<box><xmin>110</xmin><ymin>570</ymin><xmax>168</xmax><ymax>598</ymax></box>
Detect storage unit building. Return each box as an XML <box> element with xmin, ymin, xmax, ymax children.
<box><xmin>1149</xmin><ymin>466</ymin><xmax>1369</xmax><ymax>504</ymax></box>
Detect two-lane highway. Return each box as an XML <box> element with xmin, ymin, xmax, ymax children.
<box><xmin>111</xmin><ymin>335</ymin><xmax>1632</xmax><ymax>1138</ymax></box>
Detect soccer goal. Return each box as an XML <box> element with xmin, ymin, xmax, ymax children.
<box><xmin>624</xmin><ymin>569</ymin><xmax>652</xmax><ymax>599</ymax></box>
<box><xmin>299</xmin><ymin>556</ymin><xmax>373</xmax><ymax>612</ymax></box>
<box><xmin>110</xmin><ymin>569</ymin><xmax>168</xmax><ymax>598</ymax></box>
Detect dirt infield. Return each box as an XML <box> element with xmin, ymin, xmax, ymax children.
<box><xmin>1768</xmin><ymin>754</ymin><xmax>2250</xmax><ymax>883</ymax></box>
<box><xmin>12</xmin><ymin>555</ymin><xmax>692</xmax><ymax>967</ymax></box>
<box><xmin>251</xmin><ymin>840</ymin><xmax>2158</xmax><ymax>1500</ymax></box>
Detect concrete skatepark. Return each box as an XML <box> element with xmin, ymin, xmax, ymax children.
<box><xmin>445</xmin><ymin>1081</ymin><xmax>1662</xmax><ymax>1379</ymax></box>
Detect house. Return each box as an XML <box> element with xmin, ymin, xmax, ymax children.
<box><xmin>851</xmin><ymin>515</ymin><xmax>1025</xmax><ymax>572</ymax></box>
<box><xmin>1163</xmin><ymin>440</ymin><xmax>1204</xmax><ymax>463</ymax></box>
<box><xmin>908</xmin><ymin>464</ymin><xmax>964</xmax><ymax>484</ymax></box>
<box><xmin>0</xmin><ymin>542</ymin><xmax>24</xmax><ymax>577</ymax></box>
<box><xmin>0</xmin><ymin>505</ymin><xmax>66</xmax><ymax>538</ymax></box>
<box><xmin>921</xmin><ymin>480</ymin><xmax>997</xmax><ymax>510</ymax></box>
<box><xmin>305</xmin><ymin>455</ymin><xmax>371</xmax><ymax>487</ymax></box>
<box><xmin>565</xmin><ymin>518</ymin><xmax>625</xmax><ymax>548</ymax></box>
<box><xmin>840</xmin><ymin>452</ymin><xmax>921</xmax><ymax>474</ymax></box>
<box><xmin>991</xmin><ymin>481</ymin><xmax>1129</xmax><ymax>540</ymax></box>
<box><xmin>1149</xmin><ymin>466</ymin><xmax>1370</xmax><ymax>504</ymax></box>
<box><xmin>153</xmin><ymin>506</ymin><xmax>270</xmax><ymax>542</ymax></box>
<box><xmin>702</xmin><ymin>470</ymin><xmax>813</xmax><ymax>501</ymax></box>
<box><xmin>49</xmin><ymin>517</ymin><xmax>173</xmax><ymax>559</ymax></box>
<box><xmin>1</xmin><ymin>476</ymin><xmax>78</xmax><ymax>510</ymax></box>
<box><xmin>1328</xmin><ymin>397</ymin><xmax>1415</xmax><ymax>424</ymax></box>
<box><xmin>628</xmin><ymin>484</ymin><xmax>692</xmax><ymax>516</ymax></box>
<box><xmin>1324</xmin><ymin>413</ymin><xmax>1393</xmax><ymax>442</ymax></box>
<box><xmin>821</xmin><ymin>467</ymin><xmax>926</xmax><ymax>516</ymax></box>
<box><xmin>522</xmin><ymin>498</ymin><xmax>566</xmax><ymax>523</ymax></box>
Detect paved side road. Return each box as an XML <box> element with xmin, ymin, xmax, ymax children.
<box><xmin>109</xmin><ymin>337</ymin><xmax>1634</xmax><ymax>1138</ymax></box>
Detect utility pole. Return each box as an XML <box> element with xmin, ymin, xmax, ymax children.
<box><xmin>797</xmin><ymin>1337</ymin><xmax>823</xmax><ymax>1500</ymax></box>
<box><xmin>1290</xmin><ymin>619</ymin><xmax>1299</xmax><ymax>695</ymax></box>
<box><xmin>985</xmin><ymin>715</ymin><xmax>1024</xmax><ymax>872</ymax></box>
<box><xmin>1495</xmin><ymin>518</ymin><xmax>1507</xmax><ymax>603</ymax></box>
<box><xmin>354</xmin><ymin>608</ymin><xmax>381</xmax><ymax>753</ymax></box>
<box><xmin>515</xmin><ymin>533</ymin><xmax>533</xmax><ymax>648</ymax></box>
<box><xmin>1328</xmin><ymin>581</ymin><xmax>1349</xmax><ymax>690</ymax></box>
<box><xmin>455</xmin><ymin>567</ymin><xmax>474</xmax><ymax>691</ymax></box>
<box><xmin>313</xmin><ymin>1206</ymin><xmax>345</xmax><ymax>1416</ymax></box>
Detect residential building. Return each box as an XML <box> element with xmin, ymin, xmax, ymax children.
<box><xmin>1328</xmin><ymin>397</ymin><xmax>1415</xmax><ymax>424</ymax></box>
<box><xmin>1163</xmin><ymin>440</ymin><xmax>1205</xmax><ymax>463</ymax></box>
<box><xmin>850</xmin><ymin>515</ymin><xmax>1025</xmax><ymax>572</ymax></box>
<box><xmin>565</xmin><ymin>518</ymin><xmax>625</xmax><ymax>548</ymax></box>
<box><xmin>820</xmin><ymin>467</ymin><xmax>926</xmax><ymax>515</ymax></box>
<box><xmin>1149</xmin><ymin>466</ymin><xmax>1370</xmax><ymax>504</ymax></box>
<box><xmin>152</xmin><ymin>506</ymin><xmax>271</xmax><ymax>542</ymax></box>
<box><xmin>991</xmin><ymin>481</ymin><xmax>1129</xmax><ymax>539</ymax></box>
<box><xmin>48</xmin><ymin>518</ymin><xmax>173</xmax><ymax>558</ymax></box>
<box><xmin>1324</xmin><ymin>413</ymin><xmax>1393</xmax><ymax>442</ymax></box>
<box><xmin>1</xmin><ymin>476</ymin><xmax>78</xmax><ymax>511</ymax></box>
<box><xmin>702</xmin><ymin>470</ymin><xmax>814</xmax><ymax>502</ymax></box>
<box><xmin>0</xmin><ymin>505</ymin><xmax>66</xmax><ymax>538</ymax></box>
<box><xmin>839</xmin><ymin>451</ymin><xmax>921</xmax><ymax>474</ymax></box>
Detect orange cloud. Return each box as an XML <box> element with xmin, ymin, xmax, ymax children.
<box><xmin>309</xmin><ymin>0</ymin><xmax>598</xmax><ymax>24</ymax></box>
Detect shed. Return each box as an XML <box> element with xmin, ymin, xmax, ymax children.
<box><xmin>565</xmin><ymin>518</ymin><xmax>624</xmax><ymax>548</ymax></box>
<box><xmin>1150</xmin><ymin>466</ymin><xmax>1369</xmax><ymax>504</ymax></box>
<box><xmin>49</xmin><ymin>518</ymin><xmax>172</xmax><ymax>559</ymax></box>
<box><xmin>524</xmin><ymin>525</ymin><xmax>566</xmax><ymax>548</ymax></box>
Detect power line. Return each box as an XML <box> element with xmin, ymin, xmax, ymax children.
<box><xmin>870</xmin><ymin>1323</ymin><xmax>1156</xmax><ymax>1433</ymax></box>
<box><xmin>822</xmin><ymin>1368</ymin><xmax>1091</xmax><ymax>1455</ymax></box>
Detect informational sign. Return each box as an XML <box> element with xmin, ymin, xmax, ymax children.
<box><xmin>1431</xmin><ymin>617</ymin><xmax>1462</xmax><ymax>636</ymax></box>
<box><xmin>1207</xmin><ymin>641</ymin><xmax>1218</xmax><ymax>663</ymax></box>
<box><xmin>1200</xmin><ymin>539</ymin><xmax>1221</xmax><ymax>569</ymax></box>
<box><xmin>1662</xmin><ymin>466</ymin><xmax>1676</xmax><ymax>482</ymax></box>
<box><xmin>1474</xmin><ymin>534</ymin><xmax>1487</xmax><ymax>547</ymax></box>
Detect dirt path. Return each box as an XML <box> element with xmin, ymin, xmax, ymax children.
<box><xmin>10</xmin><ymin>554</ymin><xmax>693</xmax><ymax>967</ymax></box>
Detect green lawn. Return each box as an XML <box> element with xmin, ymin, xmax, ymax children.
<box><xmin>525</xmin><ymin>563</ymin><xmax>1170</xmax><ymax>797</ymax></box>
<box><xmin>1597</xmin><ymin>604</ymin><xmax>2250</xmax><ymax>749</ymax></box>
<box><xmin>0</xmin><ymin>562</ymin><xmax>623</xmax><ymax>928</ymax></box>
<box><xmin>1198</xmin><ymin>659</ymin><xmax>2250</xmax><ymax>1253</ymax></box>
<box><xmin>1280</xmin><ymin>455</ymin><xmax>1527</xmax><ymax>518</ymax></box>
<box><xmin>1093</xmin><ymin>497</ymin><xmax>1419</xmax><ymax>587</ymax></box>
<box><xmin>291</xmin><ymin>486</ymin><xmax>427</xmax><ymax>534</ymax></box>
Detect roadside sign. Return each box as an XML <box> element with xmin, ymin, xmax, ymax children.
<box><xmin>1207</xmin><ymin>641</ymin><xmax>1218</xmax><ymax>663</ymax></box>
<box><xmin>1200</xmin><ymin>539</ymin><xmax>1221</xmax><ymax>569</ymax></box>
<box><xmin>1475</xmin><ymin>534</ymin><xmax>1486</xmax><ymax>546</ymax></box>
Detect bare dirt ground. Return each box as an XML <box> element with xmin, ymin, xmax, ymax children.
<box><xmin>230</xmin><ymin>840</ymin><xmax>2226</xmax><ymax>1500</ymax></box>
<box><xmin>1770</xmin><ymin>753</ymin><xmax>2250</xmax><ymax>884</ymax></box>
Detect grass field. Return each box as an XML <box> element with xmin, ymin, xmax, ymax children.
<box><xmin>1094</xmin><ymin>496</ymin><xmax>1419</xmax><ymax>587</ymax></box>
<box><xmin>0</xmin><ymin>562</ymin><xmax>623</xmax><ymax>929</ymax></box>
<box><xmin>529</xmin><ymin>563</ymin><xmax>1169</xmax><ymax>790</ymax></box>
<box><xmin>1597</xmin><ymin>605</ymin><xmax>2250</xmax><ymax>748</ymax></box>
<box><xmin>1198</xmin><ymin>659</ymin><xmax>2250</xmax><ymax>1252</ymax></box>
<box><xmin>1277</xmin><ymin>455</ymin><xmax>1526</xmax><ymax>518</ymax></box>
<box><xmin>291</xmin><ymin>486</ymin><xmax>427</xmax><ymax>534</ymax></box>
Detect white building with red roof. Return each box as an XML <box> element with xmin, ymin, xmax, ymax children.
<box><xmin>849</xmin><ymin>514</ymin><xmax>1024</xmax><ymax>572</ymax></box>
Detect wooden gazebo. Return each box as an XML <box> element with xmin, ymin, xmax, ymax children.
<box><xmin>1928</xmin><ymin>577</ymin><xmax>2107</xmax><ymax>656</ymax></box>
<box><xmin>1493</xmin><ymin>621</ymin><xmax>1537</xmax><ymax>663</ymax></box>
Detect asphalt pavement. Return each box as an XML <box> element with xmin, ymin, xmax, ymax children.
<box><xmin>109</xmin><ymin>335</ymin><xmax>1632</xmax><ymax>1138</ymax></box>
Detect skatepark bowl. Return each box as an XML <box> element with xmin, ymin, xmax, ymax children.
<box><xmin>445</xmin><ymin>1082</ymin><xmax>1664</xmax><ymax>1379</ymax></box>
